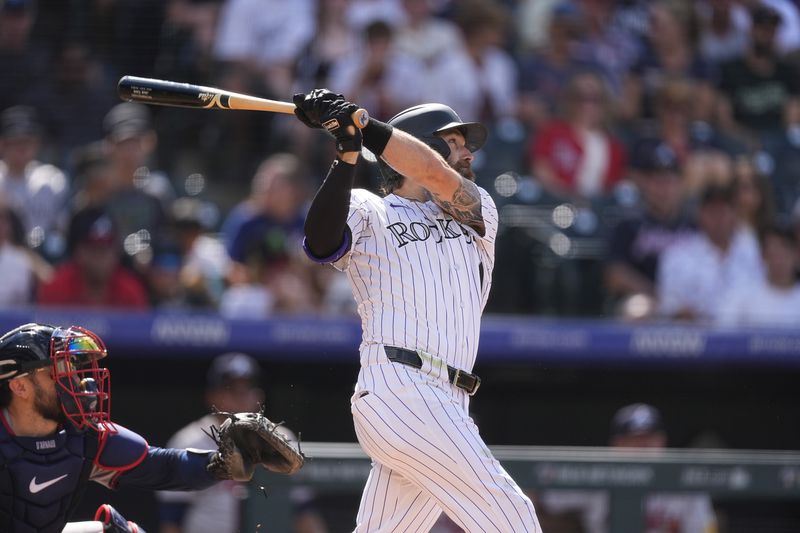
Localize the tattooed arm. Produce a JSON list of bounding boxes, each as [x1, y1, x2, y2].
[[379, 128, 486, 236]]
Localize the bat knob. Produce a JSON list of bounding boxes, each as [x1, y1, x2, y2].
[[352, 108, 370, 129]]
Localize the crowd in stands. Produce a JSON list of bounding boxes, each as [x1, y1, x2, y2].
[[1, 0, 799, 327]]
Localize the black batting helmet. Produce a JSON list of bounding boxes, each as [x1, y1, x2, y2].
[[0, 323, 56, 382], [378, 104, 487, 194], [388, 103, 487, 158]]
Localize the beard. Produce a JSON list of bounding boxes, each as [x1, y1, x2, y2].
[[31, 376, 67, 424], [452, 159, 476, 181]]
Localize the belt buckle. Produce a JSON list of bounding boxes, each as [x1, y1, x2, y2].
[[453, 369, 481, 396], [468, 375, 481, 396]]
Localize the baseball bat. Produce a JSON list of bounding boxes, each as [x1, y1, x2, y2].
[[117, 75, 370, 129]]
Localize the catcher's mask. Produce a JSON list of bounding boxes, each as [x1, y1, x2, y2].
[[50, 326, 113, 432]]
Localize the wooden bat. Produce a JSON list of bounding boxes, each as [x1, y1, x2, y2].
[[117, 75, 370, 129]]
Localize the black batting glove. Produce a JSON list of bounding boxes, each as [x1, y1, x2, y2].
[[321, 100, 363, 153], [292, 89, 344, 129]]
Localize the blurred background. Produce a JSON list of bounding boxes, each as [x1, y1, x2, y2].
[[1, 0, 800, 531]]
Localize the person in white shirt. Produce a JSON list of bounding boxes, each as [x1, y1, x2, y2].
[[427, 0, 517, 124], [0, 202, 32, 306], [716, 223, 800, 327], [213, 0, 315, 98], [657, 182, 764, 321], [0, 106, 68, 252]]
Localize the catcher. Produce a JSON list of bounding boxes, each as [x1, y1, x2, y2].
[[0, 322, 303, 533]]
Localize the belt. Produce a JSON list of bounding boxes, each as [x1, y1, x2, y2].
[[383, 346, 481, 395]]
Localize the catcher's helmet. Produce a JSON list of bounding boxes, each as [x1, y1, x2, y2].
[[0, 323, 56, 381], [387, 103, 487, 159], [0, 323, 113, 431]]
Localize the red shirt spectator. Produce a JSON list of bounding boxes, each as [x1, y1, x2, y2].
[[37, 207, 149, 310], [529, 71, 627, 200], [38, 261, 148, 309], [531, 119, 626, 197]]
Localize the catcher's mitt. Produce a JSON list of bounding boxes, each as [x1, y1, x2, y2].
[[207, 411, 305, 481]]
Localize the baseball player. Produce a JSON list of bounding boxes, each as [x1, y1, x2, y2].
[[0, 323, 300, 533], [295, 90, 542, 532]]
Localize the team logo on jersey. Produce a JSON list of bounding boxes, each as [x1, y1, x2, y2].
[[386, 218, 473, 248]]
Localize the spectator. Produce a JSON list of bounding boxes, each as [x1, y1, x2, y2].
[[517, 2, 597, 130], [220, 225, 317, 318], [102, 102, 173, 267], [717, 223, 800, 327], [605, 140, 694, 315], [294, 0, 357, 90], [573, 0, 641, 97], [657, 182, 764, 322], [37, 207, 149, 309], [0, 0, 47, 112], [697, 0, 752, 64], [25, 41, 115, 167], [328, 20, 425, 121], [169, 196, 230, 307], [221, 153, 307, 274], [633, 78, 732, 168], [0, 106, 69, 257], [515, 0, 563, 52], [213, 0, 314, 99], [395, 0, 462, 68], [760, 0, 800, 55], [537, 403, 718, 533], [0, 200, 34, 306], [717, 4, 800, 144], [427, 0, 517, 124], [529, 71, 627, 200], [619, 1, 716, 124], [157, 353, 331, 533], [70, 141, 115, 212], [731, 154, 776, 235]]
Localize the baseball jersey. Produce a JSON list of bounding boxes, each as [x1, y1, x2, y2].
[[330, 186, 498, 373]]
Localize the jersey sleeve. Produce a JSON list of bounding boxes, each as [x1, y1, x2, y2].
[[330, 189, 376, 272], [478, 186, 499, 244]]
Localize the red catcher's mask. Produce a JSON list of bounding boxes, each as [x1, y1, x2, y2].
[[50, 326, 113, 432]]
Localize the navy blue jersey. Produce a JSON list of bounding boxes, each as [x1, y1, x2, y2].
[[0, 411, 217, 532]]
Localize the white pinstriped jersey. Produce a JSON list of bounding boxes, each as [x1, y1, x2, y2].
[[332, 186, 498, 373]]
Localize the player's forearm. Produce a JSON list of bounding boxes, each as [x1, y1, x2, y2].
[[114, 447, 217, 491], [303, 158, 356, 260], [380, 128, 460, 195]]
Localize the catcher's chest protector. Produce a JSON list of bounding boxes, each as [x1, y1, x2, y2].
[[0, 416, 97, 533]]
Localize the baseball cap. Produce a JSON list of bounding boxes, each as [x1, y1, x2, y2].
[[610, 403, 663, 437], [206, 352, 261, 389], [67, 208, 118, 252], [103, 103, 152, 143], [1, 106, 41, 138], [630, 138, 680, 173], [751, 4, 781, 26]]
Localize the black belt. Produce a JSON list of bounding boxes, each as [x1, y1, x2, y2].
[[383, 346, 481, 395]]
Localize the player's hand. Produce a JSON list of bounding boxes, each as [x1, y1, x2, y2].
[[293, 89, 362, 153], [292, 89, 343, 129]]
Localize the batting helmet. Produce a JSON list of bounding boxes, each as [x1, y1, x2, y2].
[[378, 104, 487, 194], [388, 103, 487, 159]]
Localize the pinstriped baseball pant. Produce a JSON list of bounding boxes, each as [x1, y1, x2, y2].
[[350, 360, 542, 532]]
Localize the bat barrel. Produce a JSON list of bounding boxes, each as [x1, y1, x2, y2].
[[118, 76, 220, 109]]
